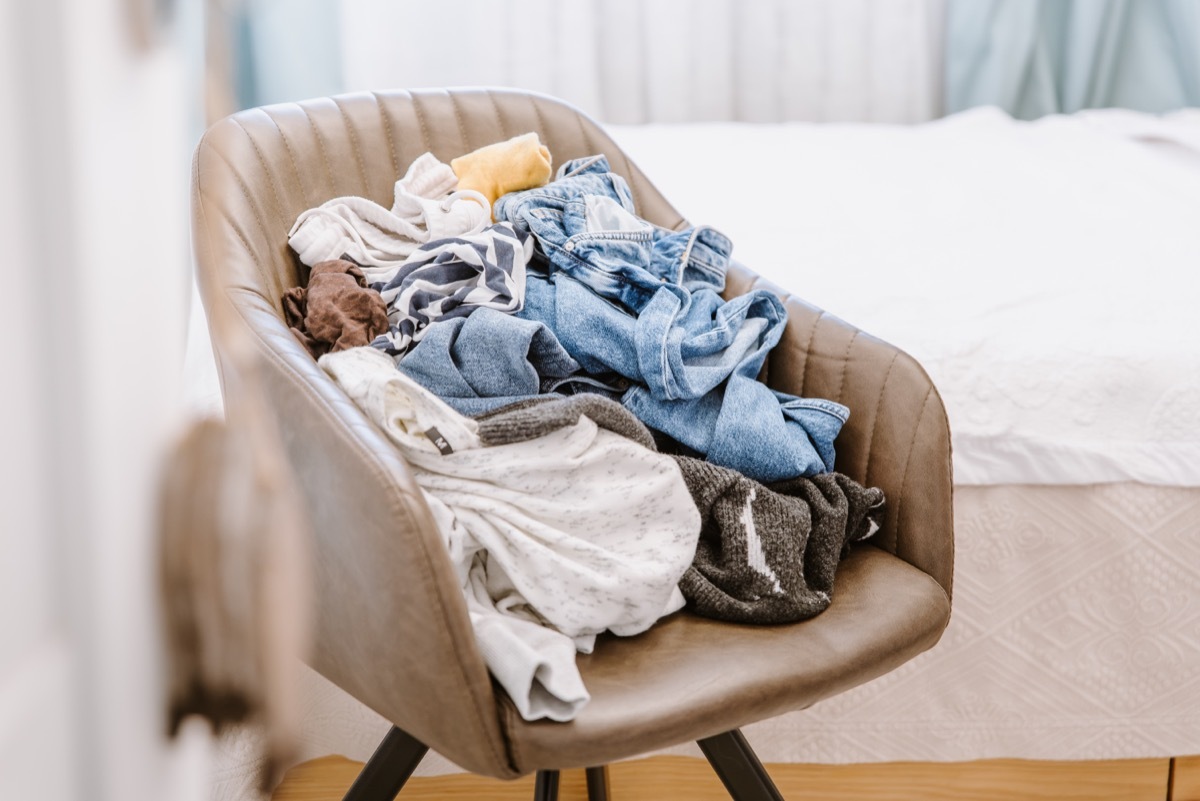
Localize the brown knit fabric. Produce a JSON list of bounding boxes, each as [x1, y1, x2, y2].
[[473, 393, 657, 450], [678, 461, 883, 624], [282, 259, 389, 358]]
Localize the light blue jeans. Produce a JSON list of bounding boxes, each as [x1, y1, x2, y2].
[[495, 156, 732, 308], [518, 268, 846, 482], [397, 307, 624, 416]]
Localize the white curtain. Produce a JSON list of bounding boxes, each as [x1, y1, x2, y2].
[[339, 0, 945, 123]]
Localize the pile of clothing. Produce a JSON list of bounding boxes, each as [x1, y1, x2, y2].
[[284, 133, 884, 722]]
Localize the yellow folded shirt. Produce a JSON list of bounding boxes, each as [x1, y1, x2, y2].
[[451, 132, 552, 219]]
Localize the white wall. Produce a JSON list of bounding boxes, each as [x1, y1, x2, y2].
[[0, 0, 208, 799], [0, 2, 75, 793]]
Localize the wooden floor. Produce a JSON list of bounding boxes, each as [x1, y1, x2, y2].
[[272, 753, 1195, 801]]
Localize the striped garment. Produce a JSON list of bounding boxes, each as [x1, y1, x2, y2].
[[368, 222, 532, 358]]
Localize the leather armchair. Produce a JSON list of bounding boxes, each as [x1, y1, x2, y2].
[[191, 88, 953, 801]]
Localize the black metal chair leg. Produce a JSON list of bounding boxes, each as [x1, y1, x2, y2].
[[533, 769, 560, 801], [341, 726, 430, 801], [585, 765, 610, 801], [697, 729, 785, 801]]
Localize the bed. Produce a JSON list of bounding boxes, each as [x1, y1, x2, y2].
[[204, 106, 1200, 797]]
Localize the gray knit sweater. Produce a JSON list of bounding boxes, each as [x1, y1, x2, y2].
[[474, 395, 883, 624]]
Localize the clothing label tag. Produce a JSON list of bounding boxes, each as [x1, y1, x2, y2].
[[423, 427, 454, 455]]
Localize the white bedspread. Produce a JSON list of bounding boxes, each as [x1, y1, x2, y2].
[[609, 108, 1200, 486]]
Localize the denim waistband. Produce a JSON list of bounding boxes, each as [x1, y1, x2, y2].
[[496, 155, 733, 310]]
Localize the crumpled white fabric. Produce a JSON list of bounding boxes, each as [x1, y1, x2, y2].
[[288, 152, 490, 279], [319, 346, 699, 721]]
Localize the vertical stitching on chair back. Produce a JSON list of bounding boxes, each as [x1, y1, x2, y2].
[[370, 91, 401, 179], [861, 353, 900, 492], [409, 90, 434, 156], [891, 386, 935, 560], [233, 116, 287, 231], [299, 104, 337, 192], [485, 89, 510, 140], [447, 91, 473, 153], [330, 96, 370, 195], [264, 109, 314, 209]]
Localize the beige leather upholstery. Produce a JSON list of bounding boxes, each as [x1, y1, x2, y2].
[[192, 88, 953, 779]]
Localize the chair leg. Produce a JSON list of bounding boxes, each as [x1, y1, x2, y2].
[[585, 765, 610, 801], [697, 729, 786, 801], [533, 769, 560, 801], [341, 726, 430, 801]]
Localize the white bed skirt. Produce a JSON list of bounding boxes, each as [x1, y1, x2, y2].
[[212, 482, 1200, 799]]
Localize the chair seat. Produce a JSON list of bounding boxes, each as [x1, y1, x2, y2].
[[499, 545, 951, 772]]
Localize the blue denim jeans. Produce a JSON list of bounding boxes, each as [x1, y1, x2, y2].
[[495, 156, 732, 308], [519, 269, 847, 482], [396, 307, 623, 416]]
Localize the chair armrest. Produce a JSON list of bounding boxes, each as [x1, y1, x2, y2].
[[215, 289, 519, 779], [725, 261, 954, 598]]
